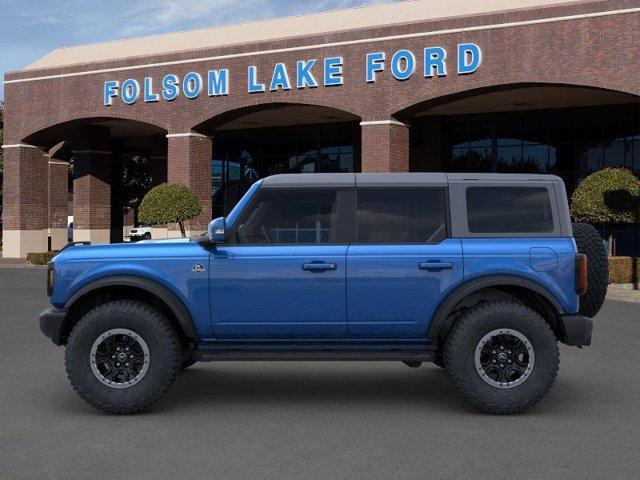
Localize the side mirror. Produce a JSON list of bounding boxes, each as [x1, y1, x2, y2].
[[208, 217, 226, 243]]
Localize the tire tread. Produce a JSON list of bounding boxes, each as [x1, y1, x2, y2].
[[572, 222, 608, 318], [65, 300, 181, 415], [444, 301, 559, 415]]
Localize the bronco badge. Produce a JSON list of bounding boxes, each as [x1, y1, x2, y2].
[[192, 262, 205, 275]]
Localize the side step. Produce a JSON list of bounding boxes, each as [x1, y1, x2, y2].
[[194, 349, 433, 362]]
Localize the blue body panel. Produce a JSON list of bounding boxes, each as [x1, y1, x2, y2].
[[48, 179, 581, 347], [209, 245, 348, 340], [50, 239, 214, 339], [461, 238, 579, 315], [346, 240, 464, 339]]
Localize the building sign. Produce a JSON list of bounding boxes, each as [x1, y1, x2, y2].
[[103, 43, 481, 106]]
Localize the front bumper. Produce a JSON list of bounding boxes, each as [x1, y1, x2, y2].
[[559, 314, 593, 346], [39, 308, 68, 346]]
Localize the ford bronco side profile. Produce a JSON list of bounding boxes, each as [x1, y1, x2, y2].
[[39, 173, 607, 414]]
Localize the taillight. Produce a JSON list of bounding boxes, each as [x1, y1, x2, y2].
[[575, 254, 588, 295]]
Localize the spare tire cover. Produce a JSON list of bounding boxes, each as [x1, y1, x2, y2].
[[572, 223, 608, 318]]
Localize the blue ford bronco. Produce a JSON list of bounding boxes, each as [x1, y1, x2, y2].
[[39, 173, 608, 414]]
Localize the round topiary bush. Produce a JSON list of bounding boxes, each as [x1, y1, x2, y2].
[[571, 168, 640, 224], [139, 183, 202, 237]]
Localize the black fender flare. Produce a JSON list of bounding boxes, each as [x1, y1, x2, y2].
[[64, 275, 197, 340], [426, 275, 564, 343]]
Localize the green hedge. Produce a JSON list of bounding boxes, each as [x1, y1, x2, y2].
[[26, 251, 58, 265], [571, 168, 640, 224], [609, 256, 640, 284]]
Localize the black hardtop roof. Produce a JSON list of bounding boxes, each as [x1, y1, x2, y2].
[[261, 172, 563, 188]]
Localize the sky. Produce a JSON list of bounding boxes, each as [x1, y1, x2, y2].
[[0, 0, 402, 100]]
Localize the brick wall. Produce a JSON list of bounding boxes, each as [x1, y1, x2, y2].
[[48, 161, 68, 229], [4, 0, 640, 147], [361, 123, 410, 172], [2, 146, 48, 230], [167, 134, 213, 231]]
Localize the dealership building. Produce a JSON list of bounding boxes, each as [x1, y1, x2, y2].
[[2, 0, 640, 257]]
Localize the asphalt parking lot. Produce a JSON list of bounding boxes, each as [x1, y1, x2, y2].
[[1, 268, 639, 480]]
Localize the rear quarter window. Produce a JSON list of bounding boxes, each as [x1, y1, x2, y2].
[[466, 187, 554, 234]]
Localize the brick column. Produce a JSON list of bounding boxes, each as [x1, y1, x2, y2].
[[2, 144, 49, 257], [48, 145, 69, 250], [109, 143, 124, 244], [166, 132, 212, 237], [71, 126, 112, 244], [73, 150, 112, 243], [150, 134, 169, 240], [360, 120, 410, 173]]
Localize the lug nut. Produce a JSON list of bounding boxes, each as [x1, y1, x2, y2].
[[116, 363, 120, 367]]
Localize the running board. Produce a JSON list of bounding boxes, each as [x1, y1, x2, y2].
[[194, 349, 433, 362]]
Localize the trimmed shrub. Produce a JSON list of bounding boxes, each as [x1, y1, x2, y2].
[[571, 168, 640, 224], [27, 251, 58, 265], [139, 183, 202, 237], [608, 256, 640, 284]]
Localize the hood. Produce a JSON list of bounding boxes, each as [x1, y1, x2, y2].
[[54, 237, 195, 262]]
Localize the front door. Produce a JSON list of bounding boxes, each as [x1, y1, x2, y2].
[[210, 188, 349, 340], [346, 188, 464, 340]]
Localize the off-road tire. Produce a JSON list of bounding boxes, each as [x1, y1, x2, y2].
[[444, 301, 559, 414], [572, 222, 608, 318], [65, 300, 181, 414]]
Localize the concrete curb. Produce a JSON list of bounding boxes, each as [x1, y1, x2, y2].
[[607, 287, 640, 303], [0, 264, 46, 269]]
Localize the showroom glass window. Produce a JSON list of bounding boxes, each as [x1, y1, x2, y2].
[[440, 105, 640, 196], [212, 123, 358, 218]]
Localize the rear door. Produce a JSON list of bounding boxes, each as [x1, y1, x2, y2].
[[346, 187, 464, 339]]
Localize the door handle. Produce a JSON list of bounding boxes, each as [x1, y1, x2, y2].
[[419, 261, 454, 271], [302, 262, 337, 272]]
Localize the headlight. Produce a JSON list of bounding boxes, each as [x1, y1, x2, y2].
[[46, 262, 55, 297]]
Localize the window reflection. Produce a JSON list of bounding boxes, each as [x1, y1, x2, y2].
[[212, 123, 357, 217], [443, 107, 640, 196]]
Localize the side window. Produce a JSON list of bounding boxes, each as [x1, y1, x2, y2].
[[235, 189, 338, 244], [356, 188, 447, 244], [466, 187, 554, 233]]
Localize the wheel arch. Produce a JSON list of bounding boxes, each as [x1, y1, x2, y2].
[[427, 275, 565, 346], [61, 276, 197, 345]]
